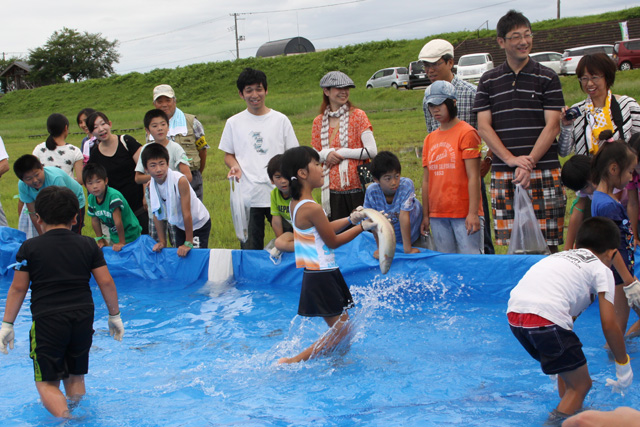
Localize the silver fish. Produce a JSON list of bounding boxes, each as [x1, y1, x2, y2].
[[361, 208, 396, 274]]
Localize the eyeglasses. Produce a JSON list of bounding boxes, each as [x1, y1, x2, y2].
[[422, 59, 445, 69], [578, 75, 603, 84], [503, 33, 533, 42]]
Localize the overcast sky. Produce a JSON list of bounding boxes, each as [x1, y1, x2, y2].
[[1, 0, 635, 74]]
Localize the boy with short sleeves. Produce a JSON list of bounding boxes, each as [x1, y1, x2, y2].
[[0, 186, 123, 418], [364, 151, 422, 256], [143, 143, 211, 256], [268, 154, 294, 254], [84, 163, 142, 251], [219, 68, 299, 250], [507, 217, 632, 422], [14, 154, 86, 235]]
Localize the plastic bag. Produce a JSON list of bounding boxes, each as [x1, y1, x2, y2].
[[229, 178, 250, 243], [507, 184, 550, 255]]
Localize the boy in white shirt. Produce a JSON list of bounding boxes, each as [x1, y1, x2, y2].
[[219, 68, 299, 250], [142, 144, 210, 257], [507, 216, 636, 422]]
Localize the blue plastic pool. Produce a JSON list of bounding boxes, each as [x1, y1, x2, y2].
[[0, 233, 639, 426]]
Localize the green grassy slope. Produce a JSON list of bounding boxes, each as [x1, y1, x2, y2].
[[1, 7, 639, 250]]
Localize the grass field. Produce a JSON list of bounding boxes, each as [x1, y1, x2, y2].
[[1, 7, 639, 251]]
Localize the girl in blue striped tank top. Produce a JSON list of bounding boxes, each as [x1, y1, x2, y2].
[[278, 146, 375, 364]]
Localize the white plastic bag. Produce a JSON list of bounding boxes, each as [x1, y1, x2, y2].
[[507, 184, 550, 255], [229, 178, 250, 243]]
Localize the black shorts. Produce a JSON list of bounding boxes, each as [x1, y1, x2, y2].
[[510, 323, 586, 375], [298, 269, 354, 318], [30, 308, 94, 382]]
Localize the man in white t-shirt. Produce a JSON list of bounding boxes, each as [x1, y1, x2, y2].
[[507, 217, 635, 422], [0, 136, 9, 227], [219, 68, 299, 249]]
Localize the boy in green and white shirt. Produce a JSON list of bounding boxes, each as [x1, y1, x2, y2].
[[84, 163, 142, 251]]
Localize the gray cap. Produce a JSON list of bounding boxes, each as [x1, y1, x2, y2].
[[424, 80, 457, 105], [319, 71, 355, 88], [153, 84, 175, 101], [418, 39, 454, 63]]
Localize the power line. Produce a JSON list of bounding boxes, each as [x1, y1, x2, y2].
[[236, 0, 366, 15], [120, 15, 228, 44]]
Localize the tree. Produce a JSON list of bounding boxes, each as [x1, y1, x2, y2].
[[28, 27, 120, 84]]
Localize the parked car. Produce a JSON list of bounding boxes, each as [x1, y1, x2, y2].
[[560, 44, 614, 75], [407, 61, 431, 90], [366, 67, 409, 89], [613, 38, 640, 71], [529, 51, 563, 74], [456, 53, 494, 83]]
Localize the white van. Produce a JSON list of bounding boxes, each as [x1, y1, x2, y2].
[[456, 53, 494, 84]]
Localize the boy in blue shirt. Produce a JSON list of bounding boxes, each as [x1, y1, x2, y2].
[[0, 186, 124, 418], [364, 151, 422, 257], [268, 154, 294, 254], [84, 163, 142, 252], [14, 155, 86, 235]]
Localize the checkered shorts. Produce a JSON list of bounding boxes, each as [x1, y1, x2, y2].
[[491, 168, 566, 246]]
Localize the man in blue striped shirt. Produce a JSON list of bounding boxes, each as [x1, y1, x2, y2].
[[473, 10, 566, 252]]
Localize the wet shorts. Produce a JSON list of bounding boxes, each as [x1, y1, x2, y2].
[[298, 268, 354, 318], [491, 168, 566, 246], [509, 320, 586, 375], [30, 308, 94, 382]]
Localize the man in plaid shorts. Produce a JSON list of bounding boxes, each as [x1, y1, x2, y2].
[[474, 10, 566, 252]]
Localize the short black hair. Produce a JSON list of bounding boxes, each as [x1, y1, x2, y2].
[[77, 108, 96, 125], [561, 155, 591, 191], [267, 154, 283, 180], [82, 162, 108, 184], [141, 143, 170, 168], [443, 98, 458, 119], [144, 109, 170, 130], [576, 53, 617, 90], [35, 186, 79, 226], [13, 154, 43, 180], [575, 216, 620, 254], [237, 68, 268, 92], [496, 10, 531, 38], [371, 151, 401, 180]]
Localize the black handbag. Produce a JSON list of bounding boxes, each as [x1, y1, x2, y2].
[[357, 147, 375, 190]]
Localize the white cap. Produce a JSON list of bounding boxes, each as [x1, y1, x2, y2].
[[418, 39, 454, 63], [153, 84, 175, 101]]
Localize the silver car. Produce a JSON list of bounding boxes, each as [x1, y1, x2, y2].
[[530, 52, 563, 74], [456, 53, 494, 84], [366, 67, 409, 89], [560, 44, 614, 75]]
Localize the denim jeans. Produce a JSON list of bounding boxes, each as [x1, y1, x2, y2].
[[430, 217, 484, 254]]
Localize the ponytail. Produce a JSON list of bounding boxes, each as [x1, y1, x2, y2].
[[281, 146, 320, 201], [45, 113, 69, 151], [591, 140, 635, 185]]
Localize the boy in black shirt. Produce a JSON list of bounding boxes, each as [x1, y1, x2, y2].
[[0, 186, 124, 418]]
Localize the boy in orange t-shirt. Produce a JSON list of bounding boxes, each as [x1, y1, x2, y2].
[[420, 80, 484, 254]]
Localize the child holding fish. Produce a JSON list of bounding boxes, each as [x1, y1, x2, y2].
[[277, 146, 376, 364]]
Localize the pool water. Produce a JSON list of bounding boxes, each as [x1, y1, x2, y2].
[[1, 270, 639, 426]]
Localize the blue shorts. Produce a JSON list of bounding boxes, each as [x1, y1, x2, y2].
[[30, 308, 94, 382], [510, 323, 586, 375]]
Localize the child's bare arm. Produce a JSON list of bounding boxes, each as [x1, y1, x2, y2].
[[565, 198, 586, 250], [271, 215, 284, 237], [91, 217, 107, 248], [177, 177, 193, 256], [464, 157, 481, 235], [134, 171, 150, 185], [399, 210, 419, 254], [92, 266, 120, 316], [612, 251, 636, 285], [153, 215, 166, 251], [27, 202, 43, 235], [599, 293, 628, 364], [112, 208, 126, 251], [420, 167, 430, 235], [2, 271, 30, 323], [179, 163, 193, 183], [308, 204, 364, 249]]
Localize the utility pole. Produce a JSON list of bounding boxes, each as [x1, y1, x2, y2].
[[230, 13, 245, 60], [557, 0, 560, 19]]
